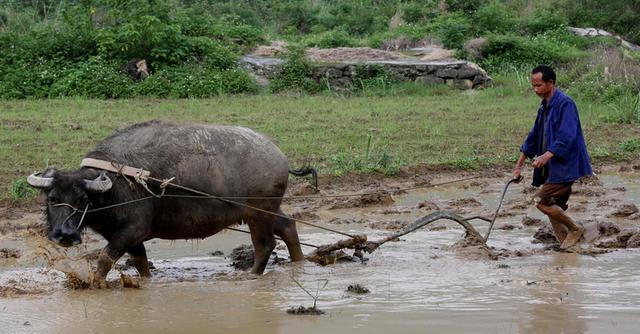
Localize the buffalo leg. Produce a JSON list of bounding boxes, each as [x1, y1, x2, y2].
[[94, 226, 149, 288], [272, 210, 304, 262], [127, 242, 151, 277], [246, 216, 276, 275]]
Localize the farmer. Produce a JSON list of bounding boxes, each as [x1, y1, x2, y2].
[[512, 65, 592, 249]]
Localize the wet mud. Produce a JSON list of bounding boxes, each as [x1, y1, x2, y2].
[[1, 163, 640, 332]]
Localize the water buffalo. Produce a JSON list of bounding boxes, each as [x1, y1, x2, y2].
[[28, 120, 305, 287]]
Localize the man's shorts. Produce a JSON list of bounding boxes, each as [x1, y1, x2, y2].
[[534, 182, 574, 211]]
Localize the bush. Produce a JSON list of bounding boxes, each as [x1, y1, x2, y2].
[[305, 29, 358, 48], [270, 45, 319, 93], [402, 2, 438, 24], [431, 13, 471, 49], [480, 33, 583, 71], [132, 64, 257, 98], [48, 56, 133, 98], [316, 2, 389, 36], [474, 0, 518, 34], [520, 6, 569, 35]]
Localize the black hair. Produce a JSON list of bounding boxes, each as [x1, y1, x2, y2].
[[531, 65, 556, 84]]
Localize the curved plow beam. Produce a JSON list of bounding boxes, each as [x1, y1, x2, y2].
[[306, 211, 492, 264]]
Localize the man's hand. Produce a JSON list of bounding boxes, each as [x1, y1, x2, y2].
[[532, 151, 554, 169], [512, 166, 523, 183]]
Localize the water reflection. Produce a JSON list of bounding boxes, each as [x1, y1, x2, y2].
[[518, 253, 586, 334]]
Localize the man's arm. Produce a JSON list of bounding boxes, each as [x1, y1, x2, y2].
[[512, 152, 527, 182]]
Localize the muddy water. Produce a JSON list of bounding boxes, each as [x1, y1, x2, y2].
[[1, 170, 639, 334]]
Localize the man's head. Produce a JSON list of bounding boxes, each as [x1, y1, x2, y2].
[[531, 65, 556, 100]]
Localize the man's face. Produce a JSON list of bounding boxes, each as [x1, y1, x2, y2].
[[531, 72, 554, 100]]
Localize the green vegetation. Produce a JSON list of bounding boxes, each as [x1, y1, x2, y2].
[[2, 79, 639, 201], [1, 0, 639, 99], [1, 1, 639, 203]]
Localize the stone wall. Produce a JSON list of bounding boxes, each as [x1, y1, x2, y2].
[[241, 56, 492, 89]]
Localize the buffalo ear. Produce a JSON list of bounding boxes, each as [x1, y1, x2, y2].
[[84, 173, 113, 193]]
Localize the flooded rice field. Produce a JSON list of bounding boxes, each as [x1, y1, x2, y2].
[[1, 165, 639, 334]]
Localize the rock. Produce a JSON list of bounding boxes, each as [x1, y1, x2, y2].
[[608, 203, 639, 217], [436, 67, 458, 78], [451, 79, 473, 89], [456, 64, 480, 79], [415, 75, 444, 85], [463, 37, 487, 60]]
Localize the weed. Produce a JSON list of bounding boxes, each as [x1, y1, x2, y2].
[[10, 177, 38, 200], [291, 276, 328, 310], [619, 138, 640, 153]]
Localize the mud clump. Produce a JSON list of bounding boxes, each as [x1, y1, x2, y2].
[[597, 221, 621, 236], [522, 216, 543, 226], [64, 273, 92, 290], [533, 225, 558, 244], [365, 220, 409, 231], [448, 197, 482, 208], [625, 234, 640, 248], [416, 200, 440, 211], [286, 306, 325, 315], [346, 283, 370, 294], [287, 182, 319, 196], [0, 248, 20, 258], [608, 203, 639, 217], [0, 285, 46, 297], [290, 210, 320, 222], [229, 244, 254, 270], [450, 229, 497, 260], [329, 190, 394, 209]]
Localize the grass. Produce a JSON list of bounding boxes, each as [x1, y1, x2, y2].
[[1, 77, 639, 202]]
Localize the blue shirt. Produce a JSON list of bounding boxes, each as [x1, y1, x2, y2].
[[520, 89, 592, 186]]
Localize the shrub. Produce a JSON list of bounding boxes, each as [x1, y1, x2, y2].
[[431, 13, 470, 49], [305, 29, 358, 48], [317, 2, 389, 36], [132, 64, 257, 98], [49, 56, 133, 98], [480, 33, 583, 71], [474, 0, 518, 34], [520, 6, 569, 35], [270, 45, 319, 93], [402, 2, 439, 24]]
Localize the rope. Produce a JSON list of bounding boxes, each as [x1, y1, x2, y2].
[[55, 172, 481, 241]]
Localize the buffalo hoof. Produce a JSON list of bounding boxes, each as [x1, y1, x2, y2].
[[92, 277, 109, 289]]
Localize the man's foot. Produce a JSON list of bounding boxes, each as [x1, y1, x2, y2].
[[560, 226, 584, 249]]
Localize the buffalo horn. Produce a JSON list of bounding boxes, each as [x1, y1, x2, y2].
[[27, 172, 53, 189], [84, 173, 113, 193]]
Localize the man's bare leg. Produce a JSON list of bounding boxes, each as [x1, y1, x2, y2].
[[537, 203, 583, 248]]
